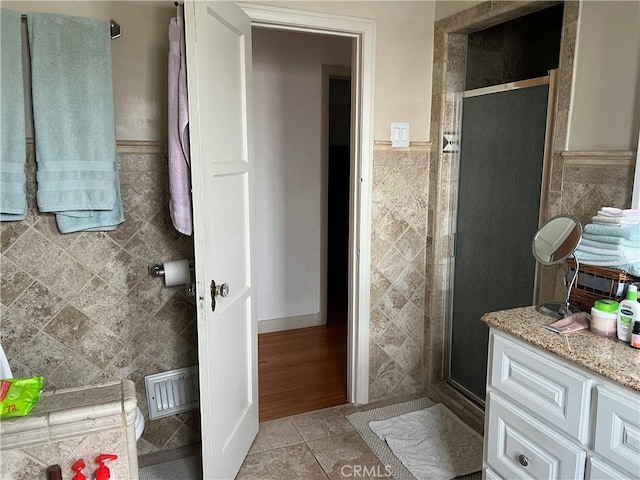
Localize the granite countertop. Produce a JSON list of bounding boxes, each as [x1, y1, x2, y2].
[[482, 306, 640, 393]]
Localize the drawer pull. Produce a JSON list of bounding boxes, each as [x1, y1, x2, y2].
[[518, 454, 530, 467]]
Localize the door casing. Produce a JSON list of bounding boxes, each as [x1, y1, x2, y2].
[[240, 3, 375, 405]]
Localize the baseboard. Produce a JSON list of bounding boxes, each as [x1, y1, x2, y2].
[[258, 312, 324, 334]]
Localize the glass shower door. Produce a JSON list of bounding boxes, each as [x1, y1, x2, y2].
[[448, 81, 550, 403]]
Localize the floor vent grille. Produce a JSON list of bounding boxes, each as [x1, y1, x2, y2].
[[144, 366, 199, 420]]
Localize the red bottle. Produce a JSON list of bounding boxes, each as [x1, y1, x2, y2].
[[95, 454, 118, 480], [71, 459, 87, 480]]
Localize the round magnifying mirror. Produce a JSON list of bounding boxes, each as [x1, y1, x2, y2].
[[532, 214, 582, 319], [532, 215, 582, 265]]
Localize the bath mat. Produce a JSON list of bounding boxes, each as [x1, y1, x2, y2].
[[138, 454, 202, 480], [346, 398, 483, 480]]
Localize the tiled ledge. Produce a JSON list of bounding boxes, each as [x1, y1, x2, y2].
[[0, 380, 139, 480], [560, 150, 636, 166], [1, 380, 137, 448], [24, 138, 166, 154], [373, 140, 431, 152]]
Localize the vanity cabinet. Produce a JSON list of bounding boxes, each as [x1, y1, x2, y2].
[[483, 329, 640, 480]]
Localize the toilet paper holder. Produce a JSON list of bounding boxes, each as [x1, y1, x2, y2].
[[148, 259, 194, 277], [148, 260, 195, 297]]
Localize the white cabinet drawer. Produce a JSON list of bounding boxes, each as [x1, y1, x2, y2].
[[593, 385, 640, 478], [483, 467, 503, 480], [587, 456, 634, 480], [486, 393, 586, 480], [489, 333, 592, 442]]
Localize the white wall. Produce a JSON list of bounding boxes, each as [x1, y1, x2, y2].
[[258, 1, 436, 142], [253, 28, 351, 323], [569, 1, 640, 150]]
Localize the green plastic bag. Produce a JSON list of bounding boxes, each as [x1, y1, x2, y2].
[[0, 377, 45, 418]]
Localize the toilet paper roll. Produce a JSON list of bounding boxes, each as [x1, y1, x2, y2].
[[163, 259, 191, 287]]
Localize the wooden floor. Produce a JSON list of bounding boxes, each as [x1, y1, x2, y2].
[[258, 322, 347, 422]]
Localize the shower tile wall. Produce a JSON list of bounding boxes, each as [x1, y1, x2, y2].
[[550, 152, 635, 224], [368, 143, 430, 402], [0, 145, 198, 454]]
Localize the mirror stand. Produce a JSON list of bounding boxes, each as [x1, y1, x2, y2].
[[536, 254, 580, 319], [535, 302, 565, 319]]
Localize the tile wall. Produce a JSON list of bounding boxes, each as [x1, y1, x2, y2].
[[538, 150, 636, 303], [1, 140, 432, 451], [0, 145, 199, 454], [368, 142, 430, 402], [549, 151, 636, 224]]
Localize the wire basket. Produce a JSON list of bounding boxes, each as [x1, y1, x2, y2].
[[567, 260, 640, 312]]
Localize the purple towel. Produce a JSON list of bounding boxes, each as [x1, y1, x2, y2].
[[168, 16, 192, 235]]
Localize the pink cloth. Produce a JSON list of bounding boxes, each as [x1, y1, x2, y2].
[[168, 17, 192, 235]]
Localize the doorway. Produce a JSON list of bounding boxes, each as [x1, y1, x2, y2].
[[241, 3, 375, 412], [252, 28, 352, 421]]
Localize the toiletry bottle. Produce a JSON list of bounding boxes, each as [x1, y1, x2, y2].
[[617, 285, 639, 342], [47, 465, 62, 480], [95, 453, 118, 480], [631, 321, 640, 349], [71, 459, 87, 480]]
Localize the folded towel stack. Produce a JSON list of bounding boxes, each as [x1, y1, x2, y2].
[[592, 207, 640, 226], [575, 219, 640, 276]]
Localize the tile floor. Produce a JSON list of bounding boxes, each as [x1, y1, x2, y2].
[[239, 405, 373, 479], [140, 393, 483, 479], [237, 395, 423, 480]]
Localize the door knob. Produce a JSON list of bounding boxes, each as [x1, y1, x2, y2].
[[518, 454, 529, 467], [210, 280, 229, 312]]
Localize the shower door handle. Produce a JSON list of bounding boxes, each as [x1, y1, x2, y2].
[[210, 279, 229, 312]]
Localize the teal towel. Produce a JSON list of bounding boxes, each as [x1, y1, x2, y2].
[[579, 238, 636, 252], [1, 9, 27, 221], [575, 249, 640, 263], [574, 258, 640, 277], [28, 13, 123, 231], [583, 223, 640, 242], [55, 156, 123, 233], [577, 242, 640, 256], [582, 233, 637, 247]]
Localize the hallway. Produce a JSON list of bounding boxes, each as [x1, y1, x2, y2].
[[258, 322, 347, 422]]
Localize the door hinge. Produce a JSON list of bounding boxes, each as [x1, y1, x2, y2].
[[449, 233, 457, 258]]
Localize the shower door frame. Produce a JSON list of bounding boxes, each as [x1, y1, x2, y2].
[[443, 72, 557, 406]]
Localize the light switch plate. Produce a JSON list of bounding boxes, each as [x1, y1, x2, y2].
[[391, 122, 410, 147]]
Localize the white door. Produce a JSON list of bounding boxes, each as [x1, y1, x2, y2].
[[184, 1, 257, 479]]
